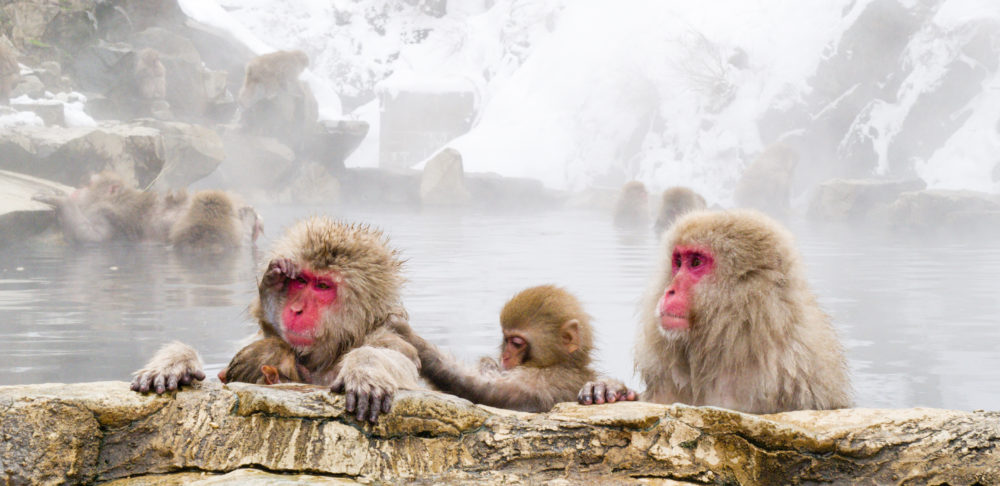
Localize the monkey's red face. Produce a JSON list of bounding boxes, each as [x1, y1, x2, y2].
[[281, 269, 339, 348], [501, 332, 528, 370], [658, 245, 714, 333]]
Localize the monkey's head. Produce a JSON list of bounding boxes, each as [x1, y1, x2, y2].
[[264, 217, 404, 351], [218, 338, 308, 385], [621, 181, 648, 202], [498, 285, 594, 370], [654, 209, 801, 339], [73, 171, 129, 205]]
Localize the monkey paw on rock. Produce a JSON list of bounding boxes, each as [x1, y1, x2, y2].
[[331, 364, 399, 424], [130, 341, 206, 394], [578, 378, 638, 405]]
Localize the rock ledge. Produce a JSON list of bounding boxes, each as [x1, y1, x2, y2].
[[0, 382, 997, 485]]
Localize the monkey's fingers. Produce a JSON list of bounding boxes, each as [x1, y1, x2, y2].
[[130, 373, 151, 393], [381, 394, 393, 414], [343, 389, 356, 413], [367, 392, 386, 423], [592, 382, 608, 404], [355, 391, 370, 422], [577, 383, 596, 405], [153, 374, 167, 394]]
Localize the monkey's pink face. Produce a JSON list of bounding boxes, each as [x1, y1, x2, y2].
[[281, 269, 339, 348], [501, 332, 528, 370], [657, 245, 714, 333]]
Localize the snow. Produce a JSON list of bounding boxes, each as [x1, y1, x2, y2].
[[181, 0, 1000, 197], [0, 110, 43, 128]]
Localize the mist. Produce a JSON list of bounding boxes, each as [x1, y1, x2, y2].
[[0, 0, 999, 411]]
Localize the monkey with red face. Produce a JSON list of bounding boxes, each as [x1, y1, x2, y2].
[[132, 217, 420, 423], [579, 209, 851, 413]]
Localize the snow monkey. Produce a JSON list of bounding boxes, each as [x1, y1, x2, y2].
[[131, 217, 421, 423], [579, 209, 852, 413], [33, 171, 261, 250], [653, 186, 707, 235], [218, 336, 307, 385], [613, 180, 650, 229], [134, 48, 166, 101], [733, 143, 799, 217], [391, 285, 616, 413], [238, 49, 310, 107]]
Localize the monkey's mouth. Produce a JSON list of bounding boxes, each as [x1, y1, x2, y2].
[[659, 313, 690, 332], [284, 330, 315, 347]]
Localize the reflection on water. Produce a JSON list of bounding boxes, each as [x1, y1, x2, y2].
[[1, 206, 999, 411]]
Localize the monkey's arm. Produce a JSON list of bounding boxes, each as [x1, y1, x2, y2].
[[577, 377, 639, 405], [130, 341, 206, 394], [390, 321, 566, 412], [329, 326, 421, 423], [33, 193, 114, 243]]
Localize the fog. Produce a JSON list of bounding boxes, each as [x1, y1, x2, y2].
[[1, 0, 999, 411]]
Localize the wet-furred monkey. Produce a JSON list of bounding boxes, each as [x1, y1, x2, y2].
[[613, 181, 650, 229], [653, 186, 707, 235], [579, 209, 851, 413], [218, 336, 307, 385], [392, 285, 624, 413], [131, 217, 421, 423]]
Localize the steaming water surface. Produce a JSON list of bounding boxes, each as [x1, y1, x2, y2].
[[1, 205, 999, 411]]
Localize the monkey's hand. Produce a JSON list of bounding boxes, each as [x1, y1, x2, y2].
[[331, 346, 419, 423], [261, 258, 298, 289], [577, 378, 638, 405], [32, 190, 67, 207], [130, 341, 206, 394], [477, 356, 502, 376]]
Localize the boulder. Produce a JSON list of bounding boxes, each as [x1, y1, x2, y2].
[[0, 124, 164, 188], [134, 119, 225, 189], [889, 189, 1000, 234], [10, 74, 45, 99], [10, 100, 65, 126], [219, 132, 297, 191], [302, 119, 370, 173], [420, 148, 471, 206], [0, 170, 73, 246], [1, 381, 998, 485], [807, 177, 927, 223]]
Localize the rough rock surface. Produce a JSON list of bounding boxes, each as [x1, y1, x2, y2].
[[420, 147, 472, 206], [0, 170, 73, 246], [807, 178, 927, 223], [1, 382, 998, 485]]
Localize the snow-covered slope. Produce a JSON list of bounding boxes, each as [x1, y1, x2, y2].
[[181, 0, 1000, 202]]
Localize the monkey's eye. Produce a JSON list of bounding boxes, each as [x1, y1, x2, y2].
[[295, 276, 308, 285], [673, 253, 682, 268], [508, 336, 527, 349], [691, 255, 703, 268], [316, 281, 331, 290]]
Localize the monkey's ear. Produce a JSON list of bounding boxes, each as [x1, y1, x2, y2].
[[560, 319, 581, 354], [261, 365, 281, 385]]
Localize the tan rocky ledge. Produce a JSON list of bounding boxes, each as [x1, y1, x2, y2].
[[1, 381, 998, 485]]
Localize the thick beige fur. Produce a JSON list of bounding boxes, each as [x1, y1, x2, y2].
[[636, 209, 851, 413]]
